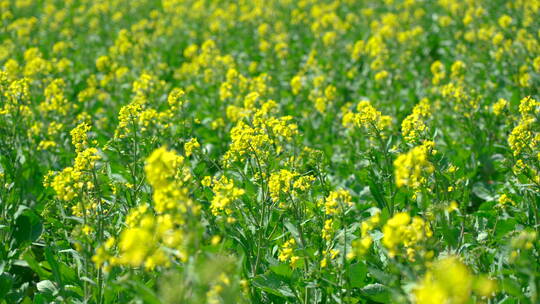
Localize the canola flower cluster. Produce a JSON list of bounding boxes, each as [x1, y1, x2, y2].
[[394, 141, 436, 190], [382, 212, 433, 260], [269, 169, 316, 208], [342, 100, 392, 137], [223, 99, 299, 166], [349, 211, 380, 258], [203, 175, 245, 220], [508, 97, 539, 159], [278, 238, 300, 268], [44, 123, 100, 212], [93, 146, 198, 271], [414, 257, 496, 304], [401, 98, 431, 143]]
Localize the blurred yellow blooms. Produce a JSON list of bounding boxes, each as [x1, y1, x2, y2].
[[492, 98, 508, 116], [414, 256, 496, 304]]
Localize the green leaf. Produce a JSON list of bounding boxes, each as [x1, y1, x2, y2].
[[128, 281, 161, 304], [36, 280, 57, 294], [495, 219, 517, 240], [359, 283, 392, 303], [440, 218, 459, 247], [0, 273, 13, 299], [367, 267, 393, 285], [500, 278, 523, 298], [368, 178, 387, 210], [478, 201, 497, 211], [348, 262, 367, 288], [252, 273, 295, 298], [44, 247, 62, 287], [283, 220, 300, 242], [269, 263, 293, 280], [472, 183, 496, 202], [64, 285, 84, 298], [22, 251, 50, 280], [13, 211, 43, 247]]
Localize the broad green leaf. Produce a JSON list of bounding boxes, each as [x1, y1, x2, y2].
[[13, 211, 43, 247], [36, 280, 57, 294], [359, 283, 392, 303], [252, 273, 295, 298], [348, 262, 368, 288]]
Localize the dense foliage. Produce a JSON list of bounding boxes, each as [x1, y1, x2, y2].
[[0, 0, 539, 303]]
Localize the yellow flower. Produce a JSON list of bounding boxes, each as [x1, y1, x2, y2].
[[45, 144, 100, 204], [382, 212, 432, 259], [492, 98, 508, 116], [438, 16, 452, 27], [430, 61, 445, 85], [323, 189, 353, 215], [167, 88, 186, 108], [145, 147, 184, 188], [183, 44, 198, 58], [401, 98, 431, 142], [278, 238, 299, 267], [518, 96, 539, 118], [508, 119, 535, 157], [95, 55, 111, 72], [498, 15, 512, 28], [533, 57, 540, 73], [343, 100, 392, 134], [211, 235, 221, 245], [322, 31, 336, 46], [268, 169, 315, 206], [394, 141, 435, 189], [40, 79, 71, 116], [117, 226, 156, 267], [132, 72, 161, 97], [184, 138, 200, 157], [290, 74, 302, 95], [5, 78, 30, 104], [446, 201, 459, 212], [322, 219, 335, 241], [224, 102, 297, 165], [450, 60, 466, 79], [349, 235, 373, 258], [37, 140, 57, 151], [374, 70, 389, 82], [269, 169, 298, 203], [95, 146, 197, 270], [208, 176, 244, 216], [497, 194, 515, 208], [82, 225, 93, 235], [321, 249, 340, 268], [414, 257, 473, 304]]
